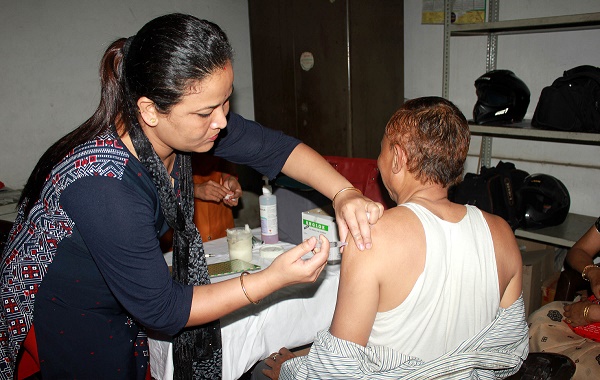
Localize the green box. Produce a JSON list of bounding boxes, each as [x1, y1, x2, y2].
[[301, 207, 341, 264]]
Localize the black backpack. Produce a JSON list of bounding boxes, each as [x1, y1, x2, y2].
[[532, 65, 600, 133], [448, 161, 529, 230]]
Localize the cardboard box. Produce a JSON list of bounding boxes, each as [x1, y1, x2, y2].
[[516, 238, 549, 253], [521, 247, 559, 317], [541, 272, 560, 306], [301, 207, 341, 263]]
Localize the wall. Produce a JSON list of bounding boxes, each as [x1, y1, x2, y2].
[[0, 0, 253, 189], [405, 0, 600, 218]]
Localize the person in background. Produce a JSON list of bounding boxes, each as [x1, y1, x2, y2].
[[0, 13, 384, 380], [160, 153, 243, 253], [159, 153, 240, 253], [563, 218, 600, 318], [255, 97, 528, 379], [527, 217, 600, 379], [192, 153, 241, 242]]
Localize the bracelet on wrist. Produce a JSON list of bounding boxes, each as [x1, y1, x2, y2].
[[583, 304, 592, 324], [332, 187, 362, 209], [582, 264, 599, 282], [240, 271, 261, 304]]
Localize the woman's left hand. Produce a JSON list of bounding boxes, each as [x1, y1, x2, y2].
[[334, 191, 384, 251], [563, 299, 593, 327], [221, 175, 242, 206], [262, 347, 296, 380]]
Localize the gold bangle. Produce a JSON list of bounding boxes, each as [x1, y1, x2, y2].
[[582, 264, 599, 282], [583, 304, 592, 324], [240, 271, 260, 304], [332, 187, 362, 209]]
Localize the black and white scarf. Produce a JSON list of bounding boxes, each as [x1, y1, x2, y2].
[[129, 120, 222, 380]]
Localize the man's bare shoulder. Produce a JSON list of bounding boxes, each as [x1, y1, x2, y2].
[[480, 210, 516, 239], [478, 209, 523, 305], [480, 210, 522, 264], [371, 205, 419, 233], [367, 206, 424, 257]]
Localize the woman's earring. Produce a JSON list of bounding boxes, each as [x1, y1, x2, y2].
[[150, 118, 157, 125]]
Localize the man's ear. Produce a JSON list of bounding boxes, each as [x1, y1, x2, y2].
[[391, 144, 405, 174], [137, 97, 159, 126]]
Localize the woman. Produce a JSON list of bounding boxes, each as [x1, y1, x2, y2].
[[563, 218, 600, 322], [259, 97, 528, 379], [528, 218, 600, 379], [0, 13, 383, 380]]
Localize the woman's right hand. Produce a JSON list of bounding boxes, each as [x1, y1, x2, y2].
[[563, 299, 599, 327], [264, 236, 329, 288], [186, 236, 328, 327]]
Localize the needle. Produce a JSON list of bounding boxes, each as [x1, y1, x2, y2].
[[315, 241, 348, 249]]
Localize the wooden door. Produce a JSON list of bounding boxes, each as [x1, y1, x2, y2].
[[248, 0, 403, 158]]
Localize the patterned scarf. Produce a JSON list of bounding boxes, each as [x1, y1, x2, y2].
[[128, 120, 222, 379]]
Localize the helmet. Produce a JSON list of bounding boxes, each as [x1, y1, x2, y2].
[[519, 174, 570, 229], [473, 70, 530, 125]]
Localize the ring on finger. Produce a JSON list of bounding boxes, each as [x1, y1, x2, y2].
[[271, 354, 278, 360]]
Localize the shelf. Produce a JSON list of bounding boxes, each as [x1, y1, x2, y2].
[[443, 3, 598, 249], [450, 12, 600, 36], [515, 213, 596, 248], [469, 121, 600, 144]]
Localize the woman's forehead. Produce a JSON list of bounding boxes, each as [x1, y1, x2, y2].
[[185, 63, 234, 94]]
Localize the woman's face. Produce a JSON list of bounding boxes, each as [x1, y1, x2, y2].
[[148, 61, 234, 156]]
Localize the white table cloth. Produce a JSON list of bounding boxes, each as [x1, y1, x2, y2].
[[149, 231, 340, 380]]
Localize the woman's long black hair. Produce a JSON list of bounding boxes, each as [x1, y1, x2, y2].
[[19, 13, 233, 215]]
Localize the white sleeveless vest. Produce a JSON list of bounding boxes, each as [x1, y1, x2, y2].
[[368, 203, 500, 361]]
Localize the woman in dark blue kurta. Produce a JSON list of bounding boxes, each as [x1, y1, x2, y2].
[[0, 14, 383, 380], [9, 114, 293, 378]]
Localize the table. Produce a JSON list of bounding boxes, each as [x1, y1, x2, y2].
[[148, 230, 340, 380]]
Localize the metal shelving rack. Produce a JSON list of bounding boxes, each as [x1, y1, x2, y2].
[[442, 1, 600, 247]]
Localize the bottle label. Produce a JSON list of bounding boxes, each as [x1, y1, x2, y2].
[[259, 204, 278, 236]]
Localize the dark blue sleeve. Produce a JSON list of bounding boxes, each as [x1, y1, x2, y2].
[[60, 176, 193, 336], [213, 112, 302, 179]]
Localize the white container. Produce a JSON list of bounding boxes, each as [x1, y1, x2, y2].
[[259, 176, 279, 244], [226, 225, 253, 262], [301, 207, 341, 264], [259, 244, 285, 260]]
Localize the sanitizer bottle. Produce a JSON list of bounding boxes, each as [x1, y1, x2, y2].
[[259, 176, 279, 244]]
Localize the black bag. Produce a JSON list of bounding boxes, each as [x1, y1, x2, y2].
[[448, 161, 529, 230], [532, 65, 600, 133]]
